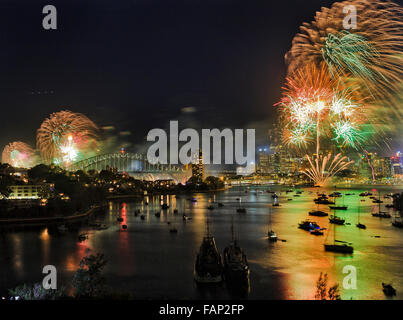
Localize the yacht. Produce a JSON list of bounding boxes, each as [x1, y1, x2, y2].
[[329, 215, 345, 225], [309, 210, 328, 217], [356, 203, 366, 229], [298, 220, 320, 231], [324, 221, 353, 254], [268, 230, 278, 241], [267, 207, 277, 241]]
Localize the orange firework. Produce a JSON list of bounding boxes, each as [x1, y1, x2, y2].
[[37, 110, 99, 165], [1, 142, 37, 168], [285, 0, 403, 118]]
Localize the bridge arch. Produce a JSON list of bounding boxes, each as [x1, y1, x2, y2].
[[69, 152, 191, 183]]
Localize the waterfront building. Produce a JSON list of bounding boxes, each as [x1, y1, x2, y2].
[[7, 185, 42, 200]]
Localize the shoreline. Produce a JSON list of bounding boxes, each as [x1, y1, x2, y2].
[[0, 204, 104, 227]]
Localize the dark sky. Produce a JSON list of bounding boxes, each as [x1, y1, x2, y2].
[[0, 0, 360, 151]]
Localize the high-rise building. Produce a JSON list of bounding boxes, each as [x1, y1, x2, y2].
[[257, 148, 269, 173], [391, 152, 403, 176], [381, 157, 392, 178], [191, 149, 205, 182]]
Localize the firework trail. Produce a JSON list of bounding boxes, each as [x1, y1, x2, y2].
[[37, 110, 99, 166], [285, 0, 403, 118], [1, 142, 37, 168]]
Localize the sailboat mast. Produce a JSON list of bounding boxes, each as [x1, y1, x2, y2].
[[333, 218, 335, 244], [378, 191, 381, 213]]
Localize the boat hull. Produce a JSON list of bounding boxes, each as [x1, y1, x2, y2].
[[324, 244, 353, 254], [194, 271, 223, 284]]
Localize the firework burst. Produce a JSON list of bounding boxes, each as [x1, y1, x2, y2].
[[37, 110, 99, 166], [277, 63, 371, 151], [285, 0, 403, 118], [1, 142, 37, 168], [276, 63, 378, 186]]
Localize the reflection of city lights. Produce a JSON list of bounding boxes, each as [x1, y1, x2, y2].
[[40, 228, 50, 241]]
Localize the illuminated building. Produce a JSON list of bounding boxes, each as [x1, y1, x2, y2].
[[381, 157, 392, 178], [191, 149, 205, 182], [7, 185, 42, 200], [257, 148, 269, 173], [391, 152, 402, 176]]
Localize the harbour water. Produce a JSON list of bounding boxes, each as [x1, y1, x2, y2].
[[1, 185, 402, 300]]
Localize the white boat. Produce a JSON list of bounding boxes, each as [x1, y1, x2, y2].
[[268, 230, 278, 242]]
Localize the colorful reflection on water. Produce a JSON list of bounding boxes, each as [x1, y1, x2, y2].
[[0, 185, 402, 300]]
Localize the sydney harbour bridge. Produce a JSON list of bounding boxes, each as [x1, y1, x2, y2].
[[69, 152, 191, 184]]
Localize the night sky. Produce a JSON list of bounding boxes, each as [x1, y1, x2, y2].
[[1, 0, 394, 152]]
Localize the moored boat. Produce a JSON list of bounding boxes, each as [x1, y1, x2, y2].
[[372, 212, 391, 218], [382, 283, 396, 296], [223, 224, 250, 290], [310, 229, 324, 236], [329, 215, 345, 225], [324, 243, 353, 254], [267, 207, 277, 241], [309, 210, 328, 217], [356, 202, 366, 229], [324, 216, 353, 254], [268, 230, 278, 241], [194, 224, 223, 284], [298, 220, 320, 231], [329, 205, 348, 210]]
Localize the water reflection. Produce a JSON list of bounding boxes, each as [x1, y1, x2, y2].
[[0, 186, 402, 300]]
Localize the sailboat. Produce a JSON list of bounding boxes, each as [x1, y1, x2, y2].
[[309, 202, 328, 217], [194, 219, 223, 283], [329, 191, 347, 210], [223, 219, 250, 290], [329, 215, 345, 225], [272, 197, 281, 207], [329, 203, 345, 225], [356, 200, 366, 229], [392, 211, 403, 228], [372, 192, 391, 218], [324, 213, 353, 254], [267, 207, 277, 241], [236, 198, 246, 213]]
